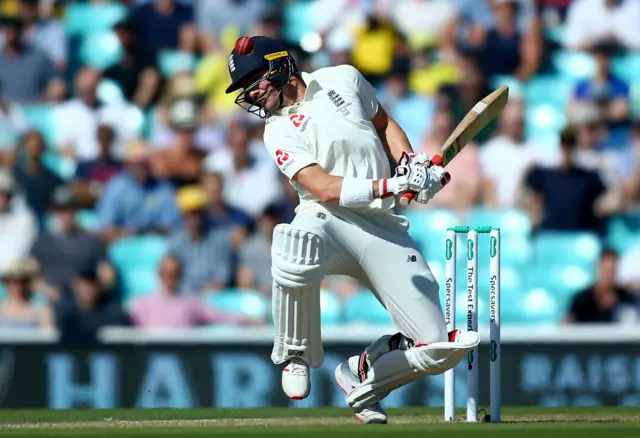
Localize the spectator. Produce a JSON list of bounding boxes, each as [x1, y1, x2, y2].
[[195, 0, 268, 52], [0, 258, 52, 329], [440, 0, 541, 102], [152, 92, 226, 154], [563, 0, 640, 51], [568, 108, 625, 213], [128, 254, 248, 329], [377, 59, 436, 147], [71, 124, 123, 208], [131, 0, 196, 55], [522, 126, 609, 235], [201, 170, 252, 249], [167, 185, 232, 293], [480, 99, 541, 208], [56, 68, 139, 161], [565, 249, 638, 323], [236, 203, 284, 295], [0, 170, 36, 275], [0, 82, 29, 158], [417, 109, 480, 213], [389, 0, 457, 49], [570, 42, 630, 147], [351, 13, 401, 85], [617, 240, 640, 293], [151, 98, 206, 186], [204, 115, 284, 218], [30, 186, 113, 303], [314, 0, 368, 55], [0, 15, 63, 102], [103, 18, 160, 110], [97, 141, 181, 242], [623, 121, 640, 206], [16, 0, 67, 71], [12, 129, 62, 226], [55, 263, 130, 344]]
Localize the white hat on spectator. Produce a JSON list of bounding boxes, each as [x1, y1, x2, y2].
[[0, 170, 15, 194], [169, 98, 199, 130]]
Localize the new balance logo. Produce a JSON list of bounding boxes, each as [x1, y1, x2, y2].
[[406, 255, 417, 262]]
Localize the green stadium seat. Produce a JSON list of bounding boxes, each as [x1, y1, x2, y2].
[[76, 210, 100, 231], [525, 102, 566, 144], [282, 0, 316, 45], [97, 79, 126, 105], [80, 32, 123, 70], [552, 51, 596, 81], [490, 75, 524, 98], [108, 236, 168, 271], [65, 3, 128, 36], [46, 209, 100, 232], [121, 268, 158, 301], [611, 54, 640, 83], [606, 213, 640, 253], [158, 51, 198, 78], [206, 289, 268, 321], [465, 208, 531, 235], [320, 289, 343, 326], [507, 288, 564, 325], [344, 290, 391, 326], [21, 105, 59, 145], [524, 76, 574, 106], [528, 265, 594, 303], [42, 152, 76, 180], [0, 284, 4, 301], [404, 209, 462, 259], [533, 232, 601, 268]]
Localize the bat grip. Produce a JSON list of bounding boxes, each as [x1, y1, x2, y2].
[[398, 154, 443, 206]]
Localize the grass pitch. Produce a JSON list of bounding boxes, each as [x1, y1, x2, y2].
[[0, 407, 638, 437]]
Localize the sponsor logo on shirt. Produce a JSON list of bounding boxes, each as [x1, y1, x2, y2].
[[327, 90, 351, 116], [275, 149, 294, 172], [275, 149, 289, 166], [289, 114, 310, 132]]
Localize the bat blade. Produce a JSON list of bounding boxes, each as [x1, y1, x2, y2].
[[399, 86, 509, 206], [434, 85, 509, 167]]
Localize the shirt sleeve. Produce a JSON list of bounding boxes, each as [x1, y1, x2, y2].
[[210, 230, 231, 284], [263, 123, 317, 179], [524, 166, 544, 193], [562, 2, 587, 49], [343, 64, 379, 120], [96, 178, 122, 228]]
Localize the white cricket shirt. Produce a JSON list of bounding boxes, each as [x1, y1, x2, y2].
[[263, 65, 405, 226]]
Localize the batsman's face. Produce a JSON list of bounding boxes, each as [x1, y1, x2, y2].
[[242, 70, 280, 111]]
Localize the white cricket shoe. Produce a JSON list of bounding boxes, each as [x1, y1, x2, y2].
[[282, 358, 311, 400], [335, 360, 388, 424]]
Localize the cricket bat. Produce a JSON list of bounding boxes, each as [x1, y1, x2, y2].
[[399, 85, 510, 206]]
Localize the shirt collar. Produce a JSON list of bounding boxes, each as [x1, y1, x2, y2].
[[273, 71, 322, 116]]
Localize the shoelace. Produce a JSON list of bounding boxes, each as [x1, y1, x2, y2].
[[289, 361, 307, 376]]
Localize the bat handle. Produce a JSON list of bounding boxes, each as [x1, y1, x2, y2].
[[399, 192, 414, 206]]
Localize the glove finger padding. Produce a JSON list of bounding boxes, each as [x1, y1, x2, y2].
[[415, 165, 451, 204]]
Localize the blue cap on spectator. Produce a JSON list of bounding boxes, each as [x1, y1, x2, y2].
[[76, 263, 99, 281]]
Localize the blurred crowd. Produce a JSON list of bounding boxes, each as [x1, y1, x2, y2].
[[0, 0, 639, 343]]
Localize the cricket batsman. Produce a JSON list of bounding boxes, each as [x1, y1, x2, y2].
[[225, 36, 480, 424]]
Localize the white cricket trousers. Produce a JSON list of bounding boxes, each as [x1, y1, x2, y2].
[[290, 203, 447, 345]]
